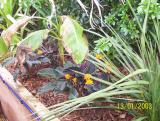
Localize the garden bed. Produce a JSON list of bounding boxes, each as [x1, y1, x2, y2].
[[3, 63, 134, 121]]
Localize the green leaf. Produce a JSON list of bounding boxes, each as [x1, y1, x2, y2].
[[22, 29, 49, 50], [94, 37, 112, 53], [68, 88, 79, 99], [0, 37, 8, 57], [60, 17, 88, 64], [56, 80, 67, 91], [38, 80, 67, 94], [38, 68, 64, 79], [63, 61, 76, 69]]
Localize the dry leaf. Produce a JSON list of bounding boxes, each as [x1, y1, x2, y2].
[[1, 17, 33, 46], [13, 45, 33, 73], [13, 29, 49, 73]]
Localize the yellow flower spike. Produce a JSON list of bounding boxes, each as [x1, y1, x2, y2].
[[85, 79, 94, 85], [96, 54, 103, 60], [37, 49, 43, 55], [72, 77, 78, 83], [65, 74, 71, 80], [84, 74, 92, 80]]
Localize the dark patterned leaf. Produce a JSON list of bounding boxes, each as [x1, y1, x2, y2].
[[68, 88, 79, 99], [38, 68, 64, 79]]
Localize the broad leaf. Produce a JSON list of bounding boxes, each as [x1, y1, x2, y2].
[[0, 37, 8, 57], [22, 29, 49, 50], [63, 61, 77, 69], [56, 80, 67, 91], [38, 68, 64, 79], [38, 80, 67, 94], [60, 17, 88, 64], [68, 88, 79, 99], [38, 82, 57, 94]]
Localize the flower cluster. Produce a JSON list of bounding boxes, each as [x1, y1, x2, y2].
[[84, 74, 94, 85], [64, 73, 94, 85], [65, 74, 78, 84]]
